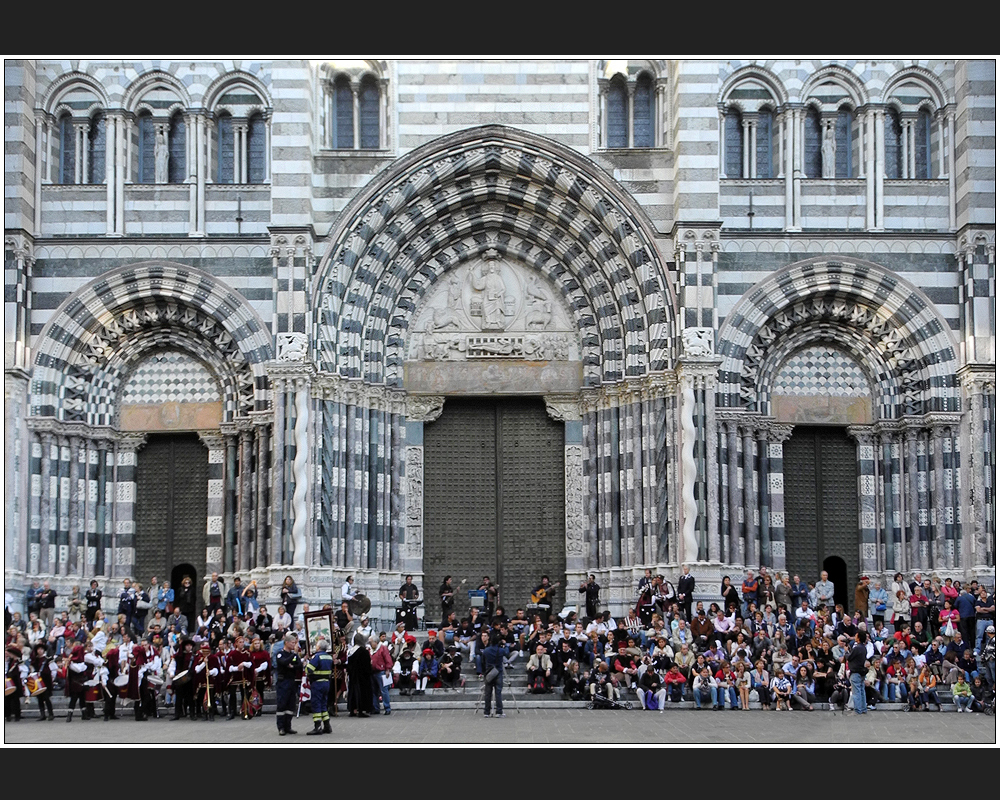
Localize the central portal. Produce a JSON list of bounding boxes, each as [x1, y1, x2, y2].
[[423, 397, 565, 624]]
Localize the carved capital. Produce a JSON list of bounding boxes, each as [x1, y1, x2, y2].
[[197, 431, 225, 451], [544, 394, 581, 422], [116, 432, 148, 452], [846, 425, 875, 447], [406, 395, 445, 423]]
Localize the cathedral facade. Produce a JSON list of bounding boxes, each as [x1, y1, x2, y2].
[[4, 59, 995, 619]]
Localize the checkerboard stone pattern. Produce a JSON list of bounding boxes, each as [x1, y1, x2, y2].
[[121, 350, 222, 405], [773, 346, 871, 397]]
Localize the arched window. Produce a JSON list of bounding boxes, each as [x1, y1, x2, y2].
[[247, 113, 266, 183], [58, 114, 75, 185], [835, 106, 853, 178], [724, 108, 743, 178], [914, 108, 932, 179], [606, 76, 628, 148], [216, 113, 233, 184], [359, 76, 380, 150], [756, 109, 773, 178], [167, 112, 186, 184], [137, 112, 154, 183], [87, 113, 106, 184], [633, 73, 654, 148], [332, 77, 354, 149], [884, 109, 902, 179], [804, 107, 822, 178]]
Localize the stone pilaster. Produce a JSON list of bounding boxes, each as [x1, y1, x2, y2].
[[113, 432, 146, 578], [197, 431, 225, 576]]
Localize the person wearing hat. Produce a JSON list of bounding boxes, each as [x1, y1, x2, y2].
[[5, 643, 27, 721], [193, 641, 222, 720], [982, 624, 996, 688], [437, 643, 463, 692], [415, 646, 439, 696], [170, 639, 196, 720], [29, 642, 57, 721]]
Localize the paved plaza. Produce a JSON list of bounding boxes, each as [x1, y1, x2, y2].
[[4, 709, 995, 746]]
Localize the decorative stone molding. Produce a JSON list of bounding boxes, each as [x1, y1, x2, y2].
[[276, 332, 309, 362], [564, 444, 585, 560], [406, 395, 445, 423], [544, 394, 582, 422], [682, 327, 715, 357]]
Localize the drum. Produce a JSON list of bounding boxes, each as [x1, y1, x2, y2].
[[84, 684, 101, 702], [26, 674, 46, 696], [172, 669, 191, 688], [113, 673, 129, 688], [147, 674, 164, 687], [4, 677, 15, 696]]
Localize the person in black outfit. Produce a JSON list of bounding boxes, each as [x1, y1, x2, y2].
[[480, 633, 509, 717], [677, 566, 695, 622], [439, 576, 455, 628], [84, 580, 103, 626], [578, 575, 601, 621], [274, 633, 302, 735]]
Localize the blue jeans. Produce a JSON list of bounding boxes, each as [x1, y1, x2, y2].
[[379, 678, 392, 711], [975, 620, 989, 653], [694, 686, 718, 708], [483, 675, 503, 715], [954, 694, 973, 711], [850, 673, 866, 714]]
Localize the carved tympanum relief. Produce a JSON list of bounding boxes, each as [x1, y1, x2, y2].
[[408, 249, 580, 363]]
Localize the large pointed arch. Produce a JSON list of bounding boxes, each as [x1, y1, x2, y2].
[[313, 124, 676, 386], [717, 257, 960, 418], [29, 262, 274, 424]]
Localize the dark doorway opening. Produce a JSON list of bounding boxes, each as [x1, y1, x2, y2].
[[423, 397, 565, 625], [823, 555, 848, 613]]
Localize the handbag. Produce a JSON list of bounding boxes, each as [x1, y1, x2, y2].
[[484, 667, 500, 684], [943, 620, 956, 638], [136, 598, 152, 611]]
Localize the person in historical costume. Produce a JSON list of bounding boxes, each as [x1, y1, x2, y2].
[[102, 643, 121, 720], [226, 637, 253, 720], [5, 644, 27, 721], [274, 633, 302, 736], [346, 633, 373, 717], [141, 640, 163, 718], [29, 643, 57, 721], [65, 643, 89, 721], [125, 640, 149, 720], [193, 641, 221, 720], [247, 636, 270, 717], [170, 639, 196, 720]]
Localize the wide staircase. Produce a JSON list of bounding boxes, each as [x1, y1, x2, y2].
[[12, 649, 961, 718]]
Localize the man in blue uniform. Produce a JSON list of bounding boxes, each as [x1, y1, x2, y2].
[[274, 632, 302, 736], [306, 637, 334, 735]]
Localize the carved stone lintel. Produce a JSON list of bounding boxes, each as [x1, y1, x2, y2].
[[116, 432, 148, 452], [406, 395, 445, 423], [544, 394, 581, 422]]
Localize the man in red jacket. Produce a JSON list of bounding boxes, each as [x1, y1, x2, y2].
[[370, 632, 394, 715]]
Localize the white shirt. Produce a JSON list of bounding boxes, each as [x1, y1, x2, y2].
[[341, 581, 356, 602]]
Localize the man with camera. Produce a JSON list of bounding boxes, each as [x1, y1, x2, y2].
[[480, 632, 509, 717]]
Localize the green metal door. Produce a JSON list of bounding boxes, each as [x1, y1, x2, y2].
[[135, 433, 208, 588], [783, 426, 860, 612], [423, 398, 565, 623]]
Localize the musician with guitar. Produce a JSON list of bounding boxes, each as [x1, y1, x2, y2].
[[530, 576, 560, 625], [439, 576, 456, 626]]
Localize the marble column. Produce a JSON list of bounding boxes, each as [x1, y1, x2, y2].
[[847, 426, 879, 574], [198, 431, 225, 577], [238, 422, 254, 572], [112, 433, 145, 579]]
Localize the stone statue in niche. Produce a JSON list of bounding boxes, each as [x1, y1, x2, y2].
[[471, 250, 511, 330], [821, 124, 836, 179], [682, 327, 714, 357], [276, 332, 309, 362], [155, 128, 169, 184]]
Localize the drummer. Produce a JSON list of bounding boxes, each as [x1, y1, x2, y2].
[[29, 643, 57, 721], [5, 643, 27, 722], [399, 575, 421, 632], [171, 639, 197, 720]]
